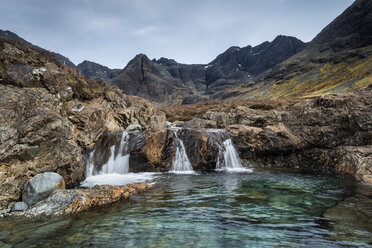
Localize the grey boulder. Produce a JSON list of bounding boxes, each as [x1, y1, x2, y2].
[[22, 172, 65, 206]]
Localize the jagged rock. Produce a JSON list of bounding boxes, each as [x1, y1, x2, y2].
[[15, 183, 152, 217], [77, 60, 120, 81], [126, 124, 142, 132], [22, 172, 65, 206]]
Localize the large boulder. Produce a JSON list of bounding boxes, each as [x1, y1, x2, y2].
[[22, 172, 65, 206]]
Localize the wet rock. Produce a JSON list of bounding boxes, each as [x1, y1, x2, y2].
[[209, 88, 372, 182], [12, 202, 28, 211], [17, 183, 152, 217], [126, 124, 142, 132], [22, 172, 65, 206]]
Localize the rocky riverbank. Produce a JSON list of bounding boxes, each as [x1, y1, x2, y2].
[[0, 38, 165, 209]]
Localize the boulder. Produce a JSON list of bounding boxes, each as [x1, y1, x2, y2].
[[22, 172, 65, 206]]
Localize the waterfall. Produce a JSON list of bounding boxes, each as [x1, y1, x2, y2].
[[216, 139, 251, 171], [170, 131, 194, 173], [86, 131, 130, 176]]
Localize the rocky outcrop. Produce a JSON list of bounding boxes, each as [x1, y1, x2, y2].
[[77, 60, 121, 81], [168, 88, 372, 182], [0, 38, 166, 209], [0, 29, 76, 68], [88, 127, 233, 173], [13, 183, 152, 217]]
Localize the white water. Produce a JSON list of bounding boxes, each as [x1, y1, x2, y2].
[[216, 139, 253, 172], [86, 131, 130, 176], [81, 172, 157, 188], [82, 131, 147, 187], [170, 131, 194, 173]]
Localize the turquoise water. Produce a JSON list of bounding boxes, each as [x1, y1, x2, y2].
[[1, 170, 371, 247]]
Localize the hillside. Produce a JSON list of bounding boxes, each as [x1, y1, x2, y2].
[[0, 29, 77, 68], [227, 0, 372, 99]]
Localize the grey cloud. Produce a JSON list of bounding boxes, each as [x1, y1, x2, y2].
[[0, 0, 354, 68]]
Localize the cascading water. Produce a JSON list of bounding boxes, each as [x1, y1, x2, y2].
[[86, 131, 130, 176], [216, 139, 252, 172], [170, 130, 194, 173]]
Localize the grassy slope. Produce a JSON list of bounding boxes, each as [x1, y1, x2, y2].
[[226, 45, 372, 100]]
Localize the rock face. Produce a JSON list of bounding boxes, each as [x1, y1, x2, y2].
[[0, 38, 166, 209], [22, 172, 65, 206], [89, 128, 233, 173], [109, 36, 306, 104], [15, 183, 152, 217], [174, 88, 372, 182], [77, 60, 121, 81]]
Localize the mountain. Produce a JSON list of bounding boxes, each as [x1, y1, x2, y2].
[[77, 60, 121, 81], [229, 0, 372, 99], [109, 35, 306, 104], [0, 29, 76, 68], [110, 54, 197, 104]]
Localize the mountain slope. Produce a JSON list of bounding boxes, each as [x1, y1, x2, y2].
[[229, 0, 372, 99], [77, 60, 121, 81], [0, 29, 76, 68], [110, 35, 305, 104]]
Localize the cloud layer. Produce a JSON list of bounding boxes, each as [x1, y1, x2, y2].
[[1, 0, 353, 68]]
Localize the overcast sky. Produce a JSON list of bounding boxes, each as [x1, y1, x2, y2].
[[1, 0, 354, 68]]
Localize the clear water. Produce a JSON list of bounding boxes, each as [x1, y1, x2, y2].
[[1, 170, 371, 248]]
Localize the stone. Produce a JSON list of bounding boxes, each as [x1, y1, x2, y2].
[[22, 172, 65, 206], [12, 202, 28, 211], [126, 124, 142, 132]]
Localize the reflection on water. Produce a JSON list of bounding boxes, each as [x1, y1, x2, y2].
[[0, 169, 371, 248]]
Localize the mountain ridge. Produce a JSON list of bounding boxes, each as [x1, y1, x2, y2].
[[109, 35, 306, 104]]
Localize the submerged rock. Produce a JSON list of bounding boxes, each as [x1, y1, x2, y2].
[[22, 172, 65, 206]]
